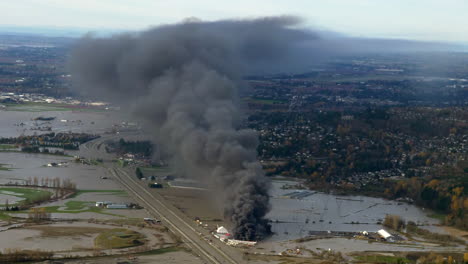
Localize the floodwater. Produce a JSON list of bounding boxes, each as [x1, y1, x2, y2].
[[266, 180, 440, 241], [259, 237, 462, 254], [0, 193, 24, 204], [0, 222, 172, 254], [0, 110, 152, 220], [0, 110, 123, 137], [0, 152, 119, 190], [0, 151, 153, 219], [0, 228, 97, 252], [0, 109, 124, 190]]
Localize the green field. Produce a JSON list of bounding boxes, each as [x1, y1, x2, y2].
[[0, 212, 12, 220], [4, 198, 122, 217], [45, 200, 104, 212], [41, 200, 121, 217], [0, 187, 52, 205], [138, 247, 181, 256], [94, 228, 145, 249], [0, 144, 17, 150], [0, 164, 12, 171]]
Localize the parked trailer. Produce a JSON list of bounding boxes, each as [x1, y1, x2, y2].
[[106, 204, 128, 209]]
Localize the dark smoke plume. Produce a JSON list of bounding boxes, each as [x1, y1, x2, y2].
[[69, 16, 462, 240], [69, 16, 310, 240]]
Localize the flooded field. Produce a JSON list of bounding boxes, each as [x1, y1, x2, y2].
[[0, 222, 173, 256], [0, 152, 115, 189], [266, 180, 439, 241], [0, 109, 151, 220], [0, 152, 151, 219], [0, 192, 24, 204], [259, 236, 463, 254], [0, 110, 123, 137]]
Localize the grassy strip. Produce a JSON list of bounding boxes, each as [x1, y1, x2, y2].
[[137, 246, 181, 256], [406, 222, 465, 245], [0, 164, 12, 171], [140, 166, 171, 173], [68, 189, 127, 199], [41, 201, 122, 217], [0, 212, 12, 220], [94, 228, 145, 249], [354, 255, 411, 263], [427, 213, 446, 222], [0, 144, 16, 150], [6, 200, 123, 217]]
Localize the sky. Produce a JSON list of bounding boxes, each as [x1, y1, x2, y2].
[[0, 0, 467, 43]]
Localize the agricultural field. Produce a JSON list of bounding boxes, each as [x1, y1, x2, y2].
[[3, 102, 105, 112]]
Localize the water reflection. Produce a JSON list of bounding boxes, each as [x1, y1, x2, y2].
[[267, 180, 439, 241]]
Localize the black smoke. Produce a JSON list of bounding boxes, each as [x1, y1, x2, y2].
[[69, 16, 312, 241], [69, 16, 460, 240]]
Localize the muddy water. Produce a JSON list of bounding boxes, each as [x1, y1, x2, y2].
[[266, 180, 440, 241]]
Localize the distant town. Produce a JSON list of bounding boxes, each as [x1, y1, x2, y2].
[[0, 33, 467, 264]]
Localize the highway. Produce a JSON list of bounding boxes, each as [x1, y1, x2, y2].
[[80, 134, 242, 264]]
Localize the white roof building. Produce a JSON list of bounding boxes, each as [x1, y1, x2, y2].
[[216, 226, 229, 234], [377, 229, 392, 240]]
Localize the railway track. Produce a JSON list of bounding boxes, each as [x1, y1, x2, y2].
[[81, 134, 240, 264]]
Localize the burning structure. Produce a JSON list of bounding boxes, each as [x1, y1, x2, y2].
[[213, 226, 257, 246], [70, 16, 311, 240]]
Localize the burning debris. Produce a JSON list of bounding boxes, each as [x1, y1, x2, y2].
[[69, 16, 310, 240]]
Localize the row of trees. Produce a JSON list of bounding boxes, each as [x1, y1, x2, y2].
[[382, 214, 406, 231], [20, 146, 65, 155], [23, 176, 76, 190], [384, 175, 468, 230], [136, 167, 144, 179], [28, 207, 51, 222], [0, 132, 99, 150], [2, 177, 78, 210]]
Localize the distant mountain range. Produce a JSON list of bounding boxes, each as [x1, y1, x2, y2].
[[0, 25, 466, 53]]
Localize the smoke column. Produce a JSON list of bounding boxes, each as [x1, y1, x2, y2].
[[69, 16, 310, 240]]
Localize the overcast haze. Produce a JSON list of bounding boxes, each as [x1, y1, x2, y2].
[[1, 0, 468, 43]]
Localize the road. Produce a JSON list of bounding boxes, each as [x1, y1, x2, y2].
[[80, 134, 243, 264]]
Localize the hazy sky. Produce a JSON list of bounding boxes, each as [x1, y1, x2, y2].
[[1, 0, 467, 43]]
